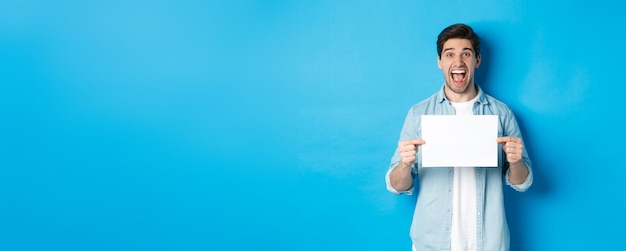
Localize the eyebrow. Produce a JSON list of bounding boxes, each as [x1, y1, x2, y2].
[[443, 47, 475, 53]]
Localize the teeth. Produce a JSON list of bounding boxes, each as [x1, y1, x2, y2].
[[451, 70, 465, 74]]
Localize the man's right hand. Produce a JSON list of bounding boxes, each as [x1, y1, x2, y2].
[[397, 139, 426, 168]]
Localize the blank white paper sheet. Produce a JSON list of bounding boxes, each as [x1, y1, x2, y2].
[[421, 115, 498, 167]]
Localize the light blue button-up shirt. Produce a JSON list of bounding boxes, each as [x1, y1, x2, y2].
[[386, 85, 533, 251]]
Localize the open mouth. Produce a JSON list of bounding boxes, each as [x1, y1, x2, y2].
[[451, 69, 466, 84]]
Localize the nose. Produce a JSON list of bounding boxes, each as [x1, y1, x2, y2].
[[453, 55, 465, 66]]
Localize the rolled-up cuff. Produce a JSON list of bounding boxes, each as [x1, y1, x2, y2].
[[505, 166, 533, 192], [385, 166, 414, 195]]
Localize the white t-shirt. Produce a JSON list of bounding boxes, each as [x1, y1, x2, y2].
[[450, 97, 478, 251]]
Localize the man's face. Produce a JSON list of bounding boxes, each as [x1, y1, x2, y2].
[[437, 38, 481, 95]]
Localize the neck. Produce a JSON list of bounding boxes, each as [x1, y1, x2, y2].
[[444, 83, 478, 102]]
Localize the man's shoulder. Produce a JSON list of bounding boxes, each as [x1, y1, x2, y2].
[[409, 91, 441, 111], [483, 93, 513, 112], [409, 93, 443, 116], [479, 93, 519, 122]]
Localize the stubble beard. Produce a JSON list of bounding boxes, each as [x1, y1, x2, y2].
[[445, 78, 472, 94]]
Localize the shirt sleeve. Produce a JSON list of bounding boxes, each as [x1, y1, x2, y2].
[[505, 164, 533, 192], [385, 165, 414, 195], [385, 106, 421, 195], [501, 107, 534, 192]]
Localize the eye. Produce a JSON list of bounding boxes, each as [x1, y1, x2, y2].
[[463, 52, 472, 57], [446, 52, 454, 57]]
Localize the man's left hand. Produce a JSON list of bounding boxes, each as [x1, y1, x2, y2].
[[497, 136, 524, 164]]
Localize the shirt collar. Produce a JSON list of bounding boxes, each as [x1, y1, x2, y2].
[[436, 84, 489, 105]]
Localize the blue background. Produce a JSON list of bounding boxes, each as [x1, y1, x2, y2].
[[1, 1, 624, 250]]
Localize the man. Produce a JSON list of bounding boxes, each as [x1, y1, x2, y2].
[[385, 23, 533, 251]]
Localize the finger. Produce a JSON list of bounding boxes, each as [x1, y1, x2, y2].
[[402, 154, 416, 160], [399, 152, 415, 160], [413, 139, 426, 145], [497, 136, 521, 145], [506, 153, 521, 163], [401, 139, 425, 146], [401, 159, 415, 167], [496, 137, 522, 147], [508, 146, 523, 158], [505, 142, 523, 150], [505, 143, 522, 151], [509, 144, 524, 152], [398, 144, 416, 153], [401, 150, 416, 157], [496, 137, 511, 144], [506, 147, 520, 155]]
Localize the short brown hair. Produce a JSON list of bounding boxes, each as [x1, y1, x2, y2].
[[436, 23, 481, 58]]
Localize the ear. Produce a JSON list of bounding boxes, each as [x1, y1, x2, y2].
[[475, 54, 481, 68], [437, 56, 442, 69]]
